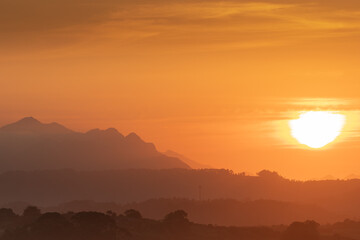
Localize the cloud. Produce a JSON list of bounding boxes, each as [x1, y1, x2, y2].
[[1, 0, 360, 52], [0, 0, 119, 32]]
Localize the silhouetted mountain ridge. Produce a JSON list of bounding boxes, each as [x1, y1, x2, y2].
[[164, 150, 212, 169], [0, 117, 189, 171], [0, 117, 74, 135]]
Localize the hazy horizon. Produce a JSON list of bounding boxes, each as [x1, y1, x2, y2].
[[1, 115, 360, 180]]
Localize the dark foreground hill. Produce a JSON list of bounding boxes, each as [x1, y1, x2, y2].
[[2, 169, 360, 224], [0, 117, 189, 171], [45, 198, 338, 226], [0, 207, 355, 240]]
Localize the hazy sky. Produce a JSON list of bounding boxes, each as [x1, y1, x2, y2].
[[1, 0, 360, 179]]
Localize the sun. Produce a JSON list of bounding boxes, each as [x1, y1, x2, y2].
[[289, 111, 346, 149]]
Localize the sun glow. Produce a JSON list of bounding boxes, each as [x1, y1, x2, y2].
[[289, 111, 346, 149]]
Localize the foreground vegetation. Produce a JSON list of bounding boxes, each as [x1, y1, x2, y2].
[[0, 206, 358, 240]]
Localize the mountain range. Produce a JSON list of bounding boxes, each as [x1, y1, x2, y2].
[[0, 117, 190, 171], [163, 150, 212, 169]]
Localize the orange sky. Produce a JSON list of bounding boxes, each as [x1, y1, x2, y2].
[[1, 0, 360, 179]]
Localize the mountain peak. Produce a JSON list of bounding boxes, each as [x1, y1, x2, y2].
[[0, 117, 73, 134], [125, 132, 143, 142], [16, 117, 42, 125], [105, 128, 120, 135], [86, 128, 124, 139]]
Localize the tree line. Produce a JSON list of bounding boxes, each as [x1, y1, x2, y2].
[[0, 205, 341, 240]]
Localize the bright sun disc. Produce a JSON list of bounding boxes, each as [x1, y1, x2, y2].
[[289, 111, 346, 149]]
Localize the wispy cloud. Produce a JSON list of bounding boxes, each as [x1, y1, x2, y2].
[[2, 0, 360, 52]]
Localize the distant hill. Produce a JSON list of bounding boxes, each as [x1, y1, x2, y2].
[[45, 198, 339, 226], [0, 117, 190, 171], [345, 174, 360, 180], [1, 168, 360, 221], [163, 150, 212, 169]]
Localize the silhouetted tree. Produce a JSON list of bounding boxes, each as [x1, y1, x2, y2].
[[0, 208, 16, 221], [163, 210, 190, 233], [124, 209, 142, 219], [71, 211, 116, 240], [257, 170, 284, 180], [282, 220, 320, 240], [164, 210, 189, 225], [22, 206, 41, 218], [30, 212, 72, 240], [106, 210, 117, 219], [63, 211, 75, 221], [0, 208, 17, 228], [21, 206, 41, 225]]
